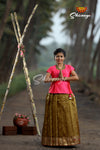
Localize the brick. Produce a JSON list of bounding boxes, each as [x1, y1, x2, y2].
[[22, 126, 37, 135], [2, 126, 17, 135]]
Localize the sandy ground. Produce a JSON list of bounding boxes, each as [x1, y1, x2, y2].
[[0, 81, 100, 150]]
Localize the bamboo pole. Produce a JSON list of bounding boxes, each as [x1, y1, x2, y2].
[[21, 4, 38, 42], [11, 13, 20, 43], [14, 12, 22, 41], [0, 46, 21, 121], [22, 57, 40, 136], [0, 12, 21, 119], [0, 4, 38, 125]]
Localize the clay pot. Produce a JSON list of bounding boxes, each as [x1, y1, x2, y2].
[[13, 118, 28, 127]]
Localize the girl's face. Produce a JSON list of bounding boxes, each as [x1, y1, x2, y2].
[[55, 52, 65, 64]]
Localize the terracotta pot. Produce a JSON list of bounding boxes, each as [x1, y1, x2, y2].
[[13, 118, 28, 127]]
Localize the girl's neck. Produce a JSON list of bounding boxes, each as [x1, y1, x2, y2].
[[56, 63, 64, 70]]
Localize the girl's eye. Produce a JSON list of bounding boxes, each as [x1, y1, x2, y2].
[[56, 56, 63, 58]]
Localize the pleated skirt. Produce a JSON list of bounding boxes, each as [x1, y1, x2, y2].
[[42, 93, 80, 146]]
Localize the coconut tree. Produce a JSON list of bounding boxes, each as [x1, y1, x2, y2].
[[0, 0, 57, 83], [58, 0, 100, 83]]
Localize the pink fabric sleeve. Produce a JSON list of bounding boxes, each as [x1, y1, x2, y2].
[[46, 67, 52, 74], [69, 65, 75, 73]]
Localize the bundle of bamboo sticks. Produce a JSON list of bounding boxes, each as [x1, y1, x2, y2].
[[0, 4, 41, 136]]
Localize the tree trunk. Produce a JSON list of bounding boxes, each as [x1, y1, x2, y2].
[[96, 47, 100, 85], [89, 38, 100, 82], [0, 0, 13, 41], [74, 0, 97, 80], [0, 37, 17, 83]]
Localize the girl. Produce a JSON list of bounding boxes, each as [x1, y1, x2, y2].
[[42, 48, 80, 146]]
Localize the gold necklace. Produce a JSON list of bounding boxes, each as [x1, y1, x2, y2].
[[56, 64, 65, 70]]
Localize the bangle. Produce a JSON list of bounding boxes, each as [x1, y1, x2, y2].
[[64, 77, 67, 81]]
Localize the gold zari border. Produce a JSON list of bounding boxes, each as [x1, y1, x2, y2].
[[42, 136, 80, 146]]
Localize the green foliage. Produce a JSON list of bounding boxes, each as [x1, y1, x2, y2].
[[58, 0, 87, 37], [0, 0, 58, 83], [0, 68, 47, 107], [0, 1, 5, 19]]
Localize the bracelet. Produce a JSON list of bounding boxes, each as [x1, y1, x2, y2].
[[45, 77, 67, 82]]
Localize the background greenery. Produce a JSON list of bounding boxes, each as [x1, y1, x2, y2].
[[0, 67, 47, 107]]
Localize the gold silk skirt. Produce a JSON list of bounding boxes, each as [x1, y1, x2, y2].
[[42, 93, 80, 146]]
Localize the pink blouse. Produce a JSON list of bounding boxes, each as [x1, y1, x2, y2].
[[47, 64, 75, 94]]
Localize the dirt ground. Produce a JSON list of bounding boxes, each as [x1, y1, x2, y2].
[[0, 80, 100, 150]]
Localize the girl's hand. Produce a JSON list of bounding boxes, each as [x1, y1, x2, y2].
[[60, 77, 67, 81]]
